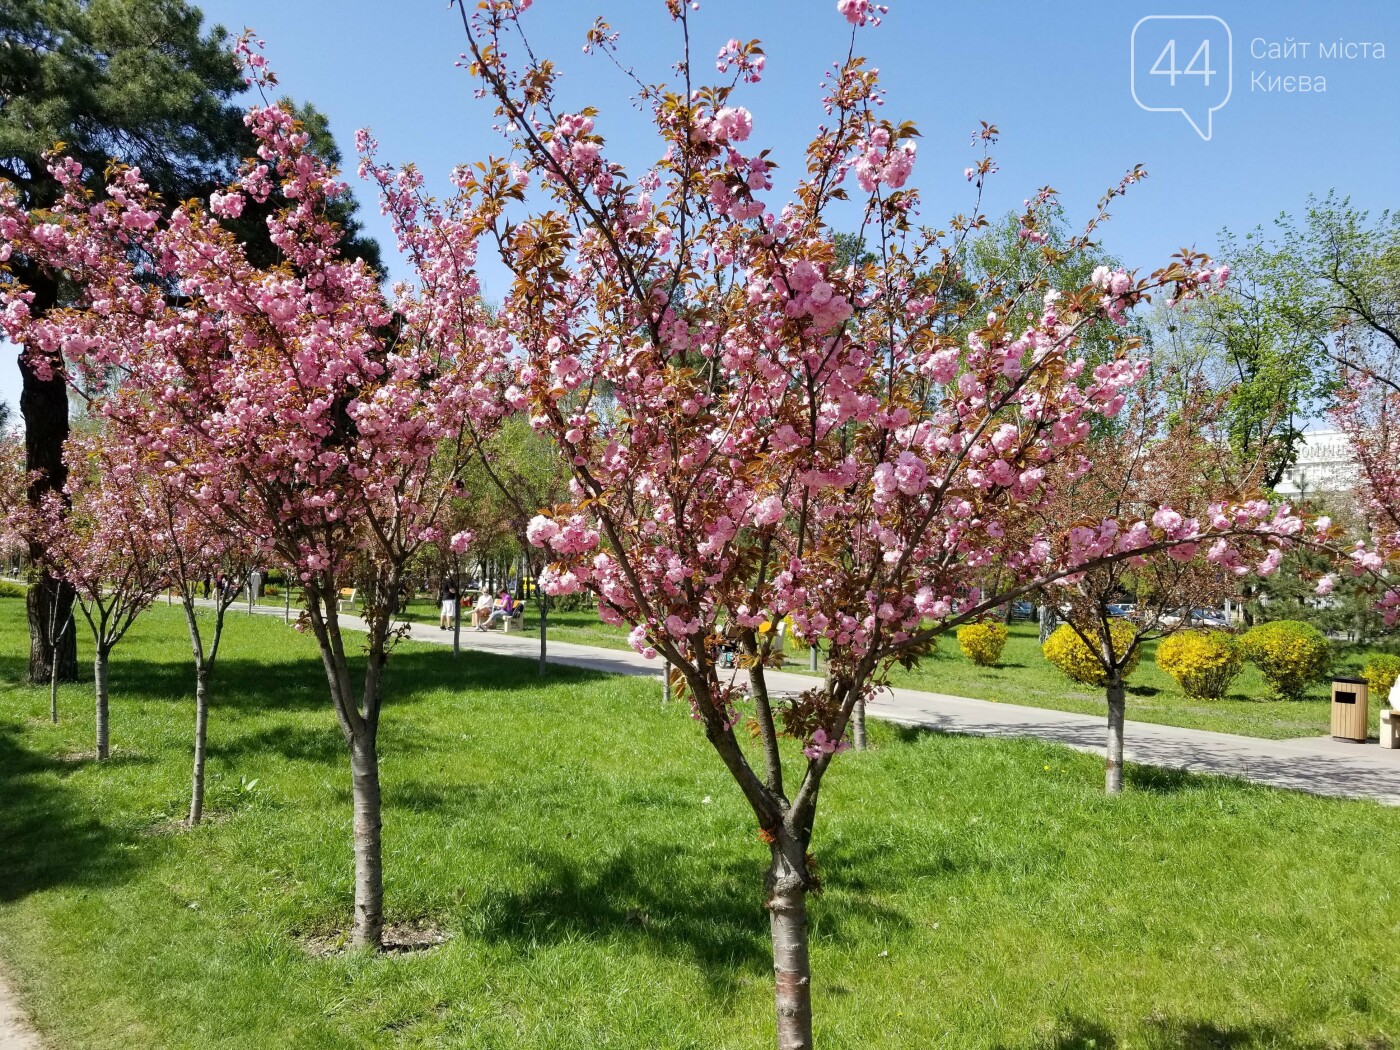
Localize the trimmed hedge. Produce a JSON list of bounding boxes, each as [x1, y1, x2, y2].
[[1042, 620, 1139, 687], [1238, 620, 1331, 700], [1363, 654, 1400, 700], [1156, 630, 1244, 700], [958, 620, 1008, 667]]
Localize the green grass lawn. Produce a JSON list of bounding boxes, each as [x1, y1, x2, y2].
[[1, 595, 1397, 1049]]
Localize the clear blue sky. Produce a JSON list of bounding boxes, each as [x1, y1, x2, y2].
[[4, 0, 1398, 412]]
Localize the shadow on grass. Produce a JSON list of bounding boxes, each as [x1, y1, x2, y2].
[[466, 846, 910, 999], [1141, 1016, 1391, 1050], [97, 643, 614, 716], [1001, 1013, 1391, 1050], [998, 1014, 1118, 1049], [0, 646, 29, 686], [218, 723, 345, 765], [0, 721, 142, 903], [1123, 764, 1198, 794]]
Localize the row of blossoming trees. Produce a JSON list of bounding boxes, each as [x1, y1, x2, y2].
[[0, 2, 1390, 1047]]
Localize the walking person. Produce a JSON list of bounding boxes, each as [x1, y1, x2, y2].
[[438, 577, 459, 630]]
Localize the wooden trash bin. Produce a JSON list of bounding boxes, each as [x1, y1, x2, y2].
[[1330, 677, 1369, 742]]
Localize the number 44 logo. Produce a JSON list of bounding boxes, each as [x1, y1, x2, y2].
[[1130, 16, 1233, 142], [1150, 38, 1217, 87]]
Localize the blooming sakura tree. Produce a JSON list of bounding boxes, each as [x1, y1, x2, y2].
[[0, 43, 503, 946], [1333, 352, 1400, 622], [1028, 384, 1285, 793], [30, 433, 168, 760], [126, 433, 261, 826], [444, 2, 1317, 1044]]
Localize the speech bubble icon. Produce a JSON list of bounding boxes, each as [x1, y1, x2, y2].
[[1131, 15, 1232, 141]]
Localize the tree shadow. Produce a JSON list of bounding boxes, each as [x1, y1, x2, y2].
[[1141, 1017, 1391, 1050], [1123, 764, 1199, 794], [0, 721, 142, 903], [996, 1014, 1118, 1049], [0, 647, 29, 684], [465, 845, 910, 1000], [102, 643, 613, 716], [998, 1014, 1393, 1049], [217, 723, 345, 765]]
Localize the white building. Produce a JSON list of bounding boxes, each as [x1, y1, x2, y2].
[[1274, 429, 1357, 497]]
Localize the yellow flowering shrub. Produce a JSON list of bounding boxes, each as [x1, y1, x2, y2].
[[1041, 621, 1139, 686], [1363, 654, 1400, 698], [957, 620, 1008, 667], [1238, 620, 1331, 700], [1155, 630, 1243, 700]]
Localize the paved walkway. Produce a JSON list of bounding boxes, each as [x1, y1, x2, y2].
[[233, 601, 1400, 806], [0, 966, 42, 1050]]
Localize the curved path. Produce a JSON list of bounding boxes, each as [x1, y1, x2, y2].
[[243, 602, 1400, 806]]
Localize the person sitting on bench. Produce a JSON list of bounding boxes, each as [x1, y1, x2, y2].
[[478, 590, 516, 631], [470, 590, 493, 629]]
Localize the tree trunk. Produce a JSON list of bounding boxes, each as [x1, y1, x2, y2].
[[1038, 603, 1057, 645], [27, 574, 77, 684], [49, 612, 69, 724], [49, 650, 60, 723], [766, 843, 814, 1050], [188, 665, 210, 826], [349, 732, 385, 949], [851, 695, 867, 751], [808, 641, 818, 673], [538, 601, 547, 676], [20, 272, 77, 685], [1105, 677, 1126, 795], [94, 647, 110, 761]]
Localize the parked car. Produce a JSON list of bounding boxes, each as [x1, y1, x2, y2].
[[1009, 600, 1034, 621], [1190, 608, 1231, 629], [1106, 603, 1136, 620], [1161, 607, 1230, 630]]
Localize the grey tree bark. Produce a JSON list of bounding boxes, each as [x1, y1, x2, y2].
[[189, 665, 210, 825], [538, 591, 548, 676], [1105, 676, 1126, 794], [49, 612, 71, 724], [94, 647, 110, 761], [851, 696, 867, 751], [349, 733, 385, 948], [767, 836, 814, 1050]]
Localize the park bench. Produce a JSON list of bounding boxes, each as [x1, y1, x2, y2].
[[337, 588, 357, 613], [1382, 709, 1398, 750], [499, 604, 525, 632]]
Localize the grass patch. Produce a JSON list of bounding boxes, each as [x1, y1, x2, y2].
[[0, 597, 1397, 1048]]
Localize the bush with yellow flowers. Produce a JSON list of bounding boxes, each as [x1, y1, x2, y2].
[[957, 620, 1008, 667], [1041, 620, 1139, 686], [1238, 620, 1331, 700], [1155, 630, 1244, 700], [1363, 653, 1400, 698]]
